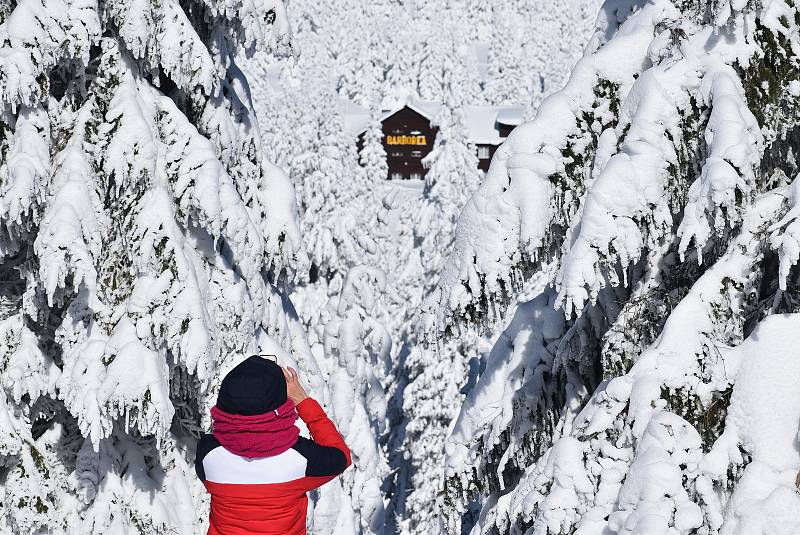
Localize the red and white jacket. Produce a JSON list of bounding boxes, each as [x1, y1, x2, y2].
[[195, 398, 352, 535]]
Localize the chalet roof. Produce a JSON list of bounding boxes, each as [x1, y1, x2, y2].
[[401, 98, 443, 122], [344, 96, 525, 145], [464, 104, 526, 145], [339, 98, 371, 137], [461, 106, 498, 145], [496, 106, 525, 126]]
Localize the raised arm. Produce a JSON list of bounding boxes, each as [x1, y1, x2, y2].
[[283, 367, 352, 484], [294, 397, 352, 475]]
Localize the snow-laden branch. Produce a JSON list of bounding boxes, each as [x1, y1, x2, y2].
[[430, 0, 681, 333], [317, 266, 389, 534], [677, 67, 762, 263], [0, 107, 50, 257], [0, 0, 99, 108], [769, 174, 800, 289], [465, 187, 789, 534]]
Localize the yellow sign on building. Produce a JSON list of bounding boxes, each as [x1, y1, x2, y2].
[[386, 135, 427, 146]]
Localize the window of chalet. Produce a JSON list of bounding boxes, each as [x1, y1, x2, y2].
[[477, 146, 490, 159]]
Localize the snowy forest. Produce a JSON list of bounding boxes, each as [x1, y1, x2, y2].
[[1, 0, 800, 534]]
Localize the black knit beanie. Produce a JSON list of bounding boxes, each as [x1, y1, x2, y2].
[[216, 355, 288, 415]]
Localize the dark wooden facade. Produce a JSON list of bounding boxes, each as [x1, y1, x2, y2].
[[475, 144, 497, 172], [497, 122, 516, 138], [381, 106, 438, 180], [475, 119, 518, 170], [357, 104, 518, 180]]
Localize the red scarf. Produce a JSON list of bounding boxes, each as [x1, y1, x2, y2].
[[210, 399, 300, 458]]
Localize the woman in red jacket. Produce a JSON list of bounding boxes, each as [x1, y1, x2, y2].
[[195, 355, 352, 534]]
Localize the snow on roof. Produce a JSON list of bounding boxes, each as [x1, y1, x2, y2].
[[345, 96, 524, 144], [376, 96, 443, 124], [463, 105, 525, 145], [350, 96, 443, 136], [339, 98, 371, 138], [404, 97, 443, 122], [496, 106, 525, 126], [464, 106, 504, 145]]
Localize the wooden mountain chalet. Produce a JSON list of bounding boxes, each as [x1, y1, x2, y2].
[[344, 97, 524, 181]]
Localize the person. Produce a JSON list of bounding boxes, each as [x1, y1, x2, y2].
[[195, 355, 351, 534]]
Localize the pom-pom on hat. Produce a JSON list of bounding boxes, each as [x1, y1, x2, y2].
[[216, 355, 287, 415]]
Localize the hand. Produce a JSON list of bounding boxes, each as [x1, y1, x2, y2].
[[282, 366, 309, 405]]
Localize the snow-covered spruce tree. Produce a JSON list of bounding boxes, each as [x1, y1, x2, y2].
[[249, 62, 378, 283], [308, 265, 391, 534], [418, 104, 482, 275], [431, 1, 800, 533], [395, 96, 486, 533], [0, 1, 332, 532], [484, 0, 601, 113], [359, 114, 389, 184], [483, 7, 540, 107], [417, 18, 483, 106]]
